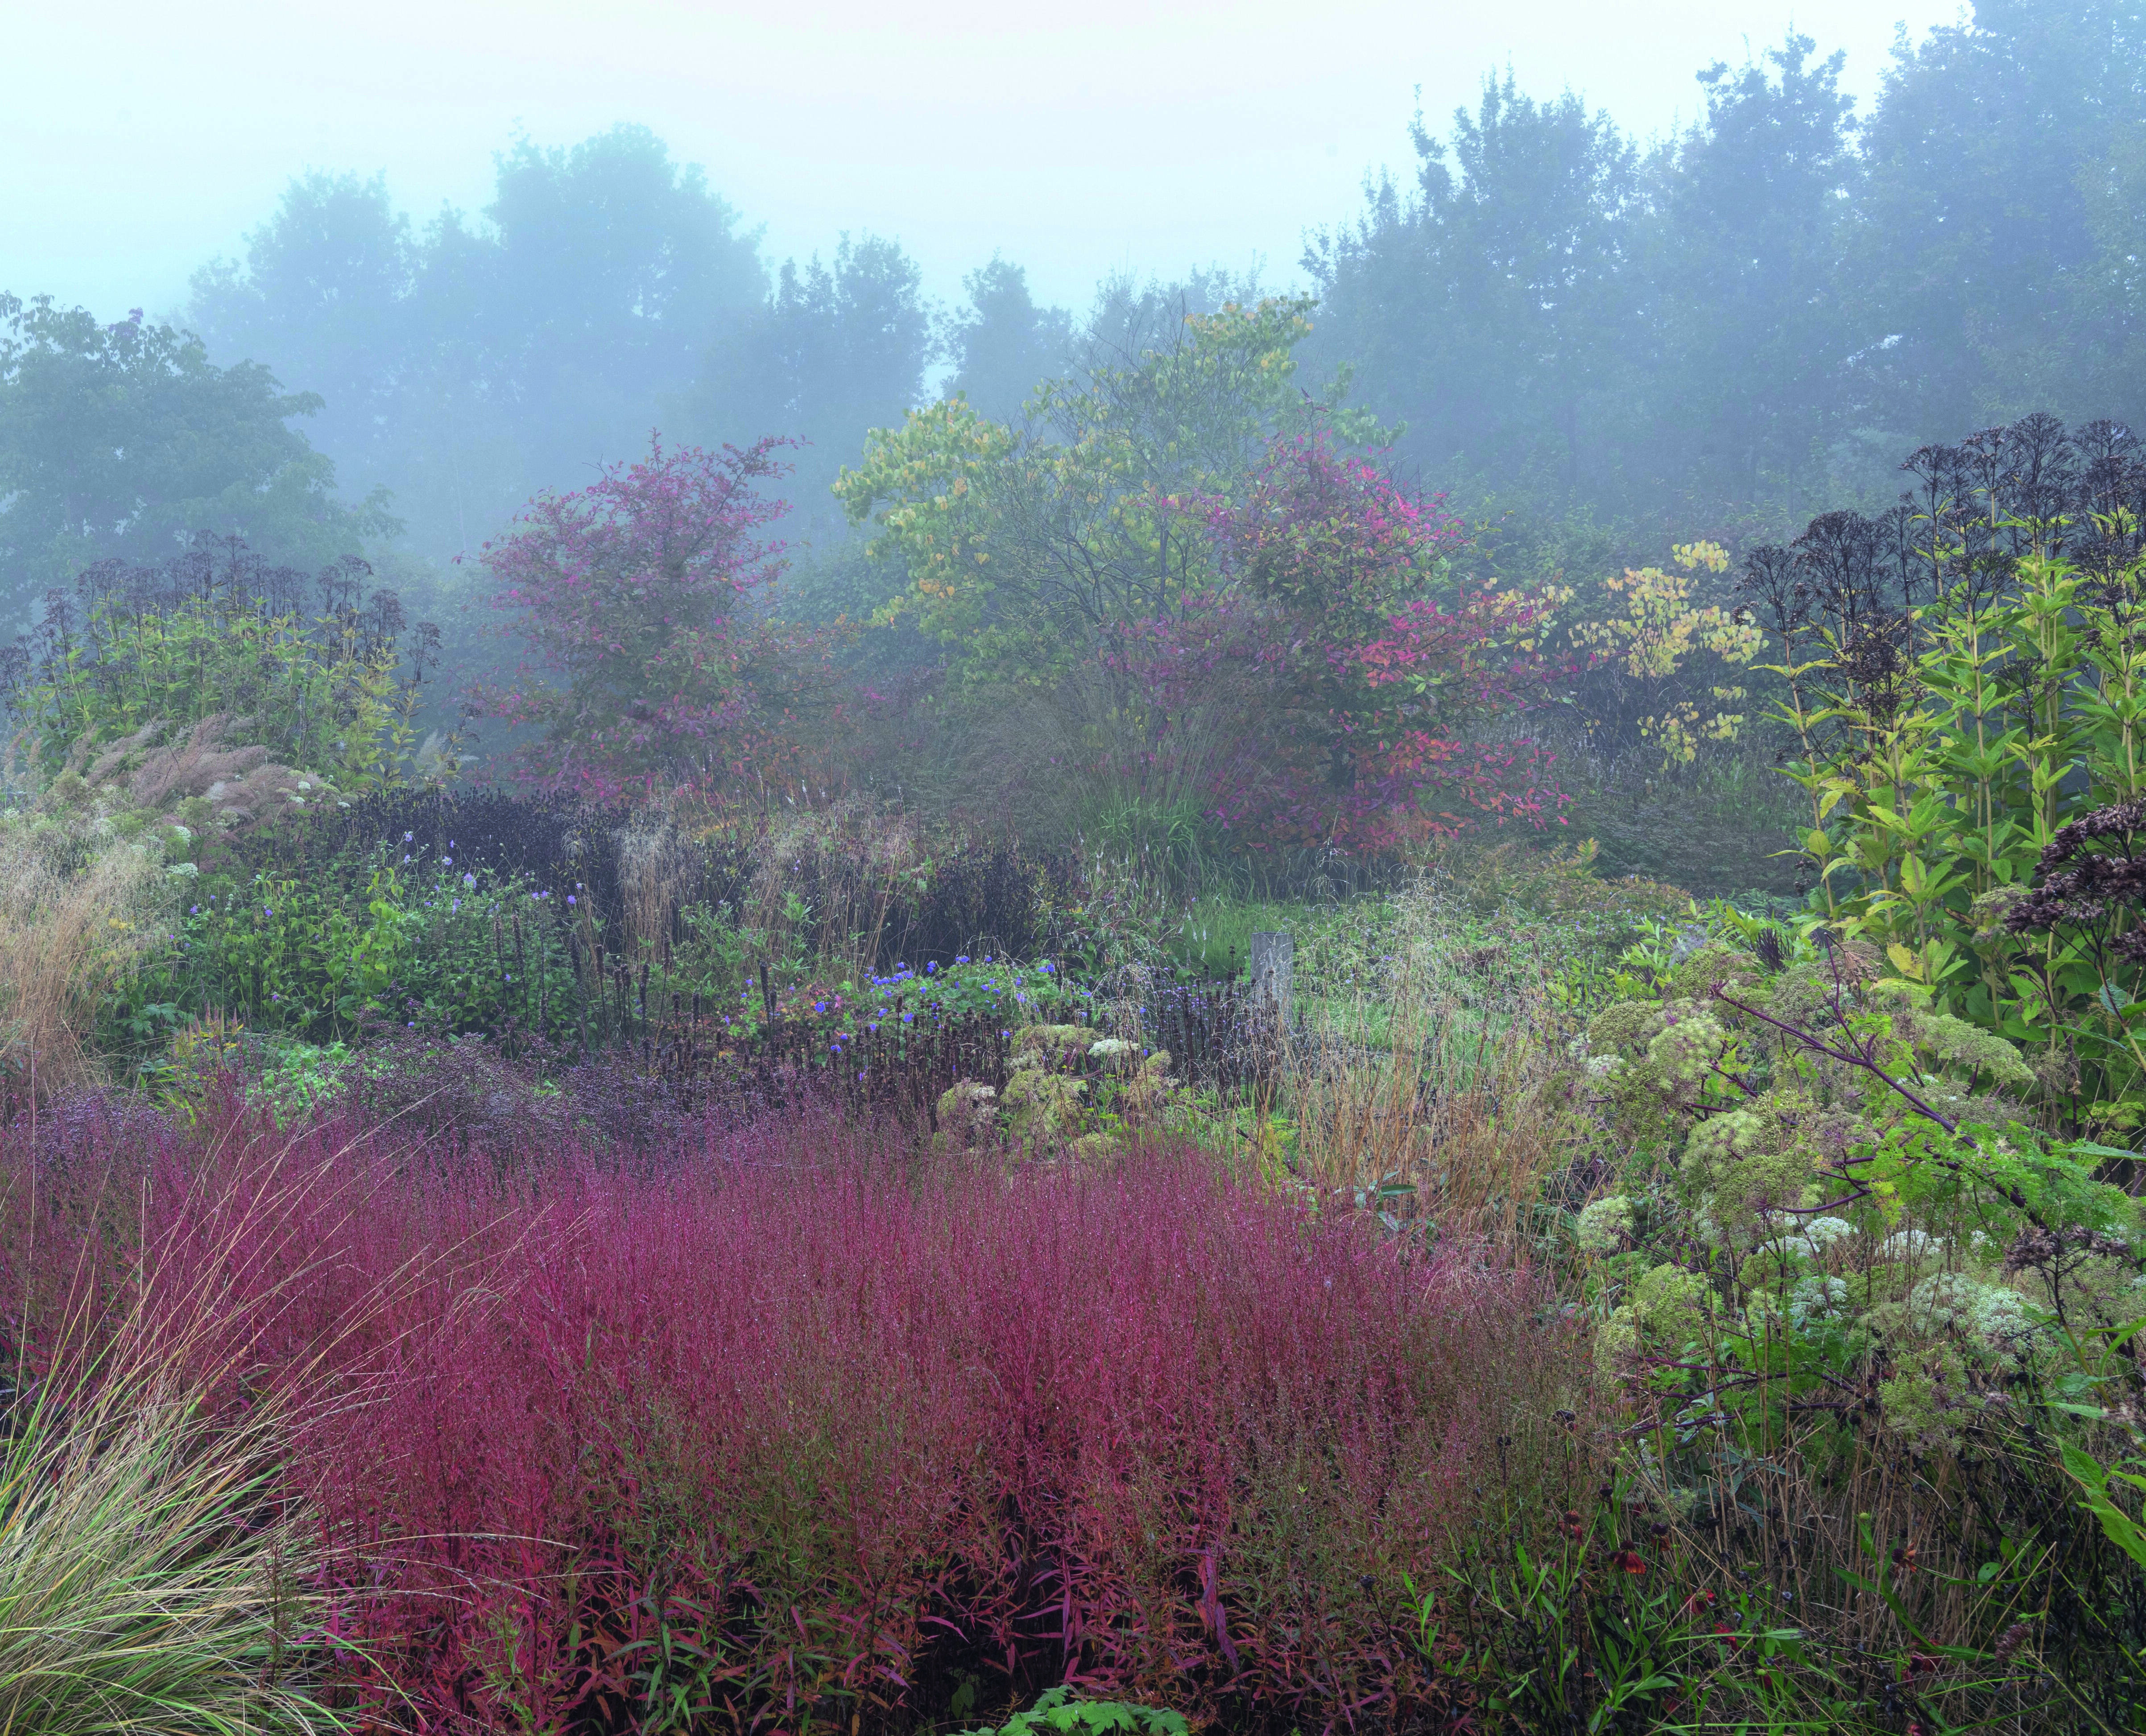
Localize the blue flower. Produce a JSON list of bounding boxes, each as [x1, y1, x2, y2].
[[926, 961, 937, 973], [463, 873, 477, 889], [567, 895, 577, 905], [404, 831, 414, 842], [902, 1012, 914, 1023], [956, 955, 970, 964]]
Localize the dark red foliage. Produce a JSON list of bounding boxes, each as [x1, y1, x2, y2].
[[0, 1100, 1563, 1734]]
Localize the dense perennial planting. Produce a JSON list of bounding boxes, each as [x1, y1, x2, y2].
[[12, 285, 2146, 1731], [4, 1101, 1561, 1734]]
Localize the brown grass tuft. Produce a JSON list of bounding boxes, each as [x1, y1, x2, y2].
[[0, 812, 174, 1101], [1282, 874, 1582, 1235]]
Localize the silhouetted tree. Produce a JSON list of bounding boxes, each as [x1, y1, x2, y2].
[[1634, 34, 1859, 507], [0, 296, 393, 623], [1848, 0, 2146, 437], [685, 233, 936, 523], [189, 126, 764, 557], [1307, 73, 1638, 496], [944, 257, 1072, 424]]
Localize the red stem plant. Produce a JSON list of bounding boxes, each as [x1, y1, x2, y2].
[[0, 1093, 1571, 1735]]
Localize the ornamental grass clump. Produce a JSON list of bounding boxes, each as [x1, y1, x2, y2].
[[0, 804, 175, 1104], [0, 1362, 335, 1736], [0, 1122, 345, 1736], [21, 1099, 1571, 1734]]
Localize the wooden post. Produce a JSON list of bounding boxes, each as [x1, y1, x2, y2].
[[1249, 930, 1293, 1024]]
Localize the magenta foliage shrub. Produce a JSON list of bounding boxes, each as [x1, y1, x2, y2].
[[4, 1104, 1559, 1734], [1118, 434, 1571, 852], [479, 436, 823, 800]]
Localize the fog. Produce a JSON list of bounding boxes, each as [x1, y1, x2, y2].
[[12, 0, 1949, 324], [2, 0, 2135, 636]]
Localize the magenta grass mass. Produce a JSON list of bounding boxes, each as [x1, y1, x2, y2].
[[4, 1100, 1558, 1733]]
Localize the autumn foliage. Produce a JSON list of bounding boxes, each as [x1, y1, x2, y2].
[[1121, 434, 1569, 851], [480, 437, 830, 800]]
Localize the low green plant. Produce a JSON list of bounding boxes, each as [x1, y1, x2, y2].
[[245, 1036, 357, 1125], [1426, 1476, 1853, 1733], [2053, 1310, 2146, 1570], [651, 899, 750, 1004], [866, 956, 1087, 1025], [955, 1685, 1188, 1736], [112, 843, 579, 1046]]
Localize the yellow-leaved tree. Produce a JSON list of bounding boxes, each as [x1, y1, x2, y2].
[[1569, 539, 1761, 764]]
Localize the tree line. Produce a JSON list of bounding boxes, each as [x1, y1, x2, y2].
[[1307, 2, 2146, 530], [3, 0, 2142, 626]]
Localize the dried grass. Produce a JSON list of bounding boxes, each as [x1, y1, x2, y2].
[[741, 801, 919, 980], [1282, 873, 1580, 1234], [45, 713, 325, 827], [0, 812, 174, 1102], [617, 813, 688, 964], [122, 716, 270, 811]]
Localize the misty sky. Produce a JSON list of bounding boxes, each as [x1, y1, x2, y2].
[[9, 0, 1960, 330]]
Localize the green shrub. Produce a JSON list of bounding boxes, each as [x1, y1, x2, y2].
[[111, 841, 578, 1047], [18, 538, 451, 800], [955, 1686, 1188, 1736]]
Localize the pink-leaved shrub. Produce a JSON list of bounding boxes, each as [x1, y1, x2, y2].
[[1112, 434, 1573, 853], [477, 436, 842, 802], [0, 1096, 1567, 1734]]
